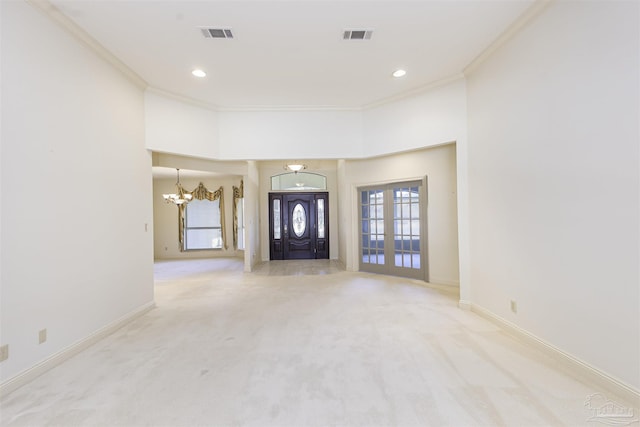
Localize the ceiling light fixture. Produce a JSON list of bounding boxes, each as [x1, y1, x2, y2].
[[163, 169, 193, 205], [284, 163, 307, 173], [392, 69, 407, 78], [192, 69, 207, 78]]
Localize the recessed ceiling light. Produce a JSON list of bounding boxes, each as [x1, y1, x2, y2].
[[192, 69, 206, 78], [392, 69, 406, 78]]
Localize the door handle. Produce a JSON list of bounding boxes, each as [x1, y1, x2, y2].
[[284, 223, 288, 236]]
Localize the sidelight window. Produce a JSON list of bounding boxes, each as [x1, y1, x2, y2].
[[273, 199, 281, 240], [317, 198, 325, 239]]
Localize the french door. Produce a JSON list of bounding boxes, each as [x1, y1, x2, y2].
[[269, 192, 329, 260], [359, 180, 426, 280]]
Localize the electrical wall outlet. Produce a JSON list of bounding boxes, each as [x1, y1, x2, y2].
[[39, 328, 47, 344], [510, 300, 518, 314], [0, 344, 8, 362]]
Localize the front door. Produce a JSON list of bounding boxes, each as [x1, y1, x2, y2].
[[269, 192, 329, 260]]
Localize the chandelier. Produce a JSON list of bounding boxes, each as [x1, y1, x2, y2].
[[163, 168, 193, 205]]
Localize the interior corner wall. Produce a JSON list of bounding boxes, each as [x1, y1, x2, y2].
[[466, 0, 639, 390], [144, 81, 466, 163], [341, 144, 460, 286], [336, 159, 348, 268], [363, 78, 467, 156], [0, 0, 4, 344], [244, 161, 260, 271], [218, 111, 363, 160], [145, 91, 220, 160], [1, 1, 154, 383], [153, 176, 243, 260]]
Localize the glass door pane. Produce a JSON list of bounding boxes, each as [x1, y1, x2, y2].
[[317, 199, 325, 239], [359, 181, 425, 280], [392, 186, 420, 269], [360, 189, 385, 265]]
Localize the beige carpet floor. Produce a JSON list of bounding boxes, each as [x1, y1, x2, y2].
[[1, 258, 637, 426]]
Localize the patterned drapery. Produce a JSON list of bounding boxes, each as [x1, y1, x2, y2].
[[232, 180, 244, 250]]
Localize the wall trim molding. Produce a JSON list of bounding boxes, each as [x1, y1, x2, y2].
[[218, 105, 363, 113], [0, 301, 155, 398], [458, 300, 472, 310], [146, 87, 220, 112], [362, 74, 465, 110], [146, 87, 366, 113], [428, 278, 460, 287], [26, 0, 148, 90], [469, 302, 640, 404], [147, 75, 465, 114], [463, 0, 554, 76]]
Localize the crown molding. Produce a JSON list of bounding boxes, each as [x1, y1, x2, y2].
[[24, 0, 552, 114], [464, 0, 554, 76], [217, 105, 363, 113], [146, 87, 220, 112], [25, 0, 147, 90], [362, 74, 466, 110], [226, 74, 468, 113], [146, 88, 363, 113]]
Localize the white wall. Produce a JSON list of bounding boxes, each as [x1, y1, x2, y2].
[[145, 79, 466, 162], [153, 176, 243, 260], [145, 90, 220, 159], [0, 0, 4, 358], [363, 78, 467, 156], [1, 1, 154, 383], [336, 160, 348, 268], [340, 144, 460, 285], [219, 111, 363, 160], [244, 161, 261, 270], [466, 0, 639, 390]]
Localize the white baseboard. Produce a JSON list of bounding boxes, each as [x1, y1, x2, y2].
[[468, 302, 640, 404], [0, 301, 155, 398], [458, 299, 472, 310], [428, 278, 460, 287]]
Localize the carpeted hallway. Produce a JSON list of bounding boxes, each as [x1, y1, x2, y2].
[[1, 258, 636, 426]]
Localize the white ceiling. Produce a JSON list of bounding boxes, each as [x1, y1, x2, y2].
[[50, 0, 534, 109]]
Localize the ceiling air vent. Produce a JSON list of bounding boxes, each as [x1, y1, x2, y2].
[[200, 28, 234, 39], [343, 29, 373, 40]]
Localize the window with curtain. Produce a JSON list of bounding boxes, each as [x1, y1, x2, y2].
[[179, 183, 226, 251], [184, 199, 222, 250]]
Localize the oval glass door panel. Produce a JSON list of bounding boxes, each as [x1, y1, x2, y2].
[[292, 203, 306, 237]]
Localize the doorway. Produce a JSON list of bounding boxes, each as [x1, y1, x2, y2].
[[359, 180, 427, 280], [269, 192, 329, 260]]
